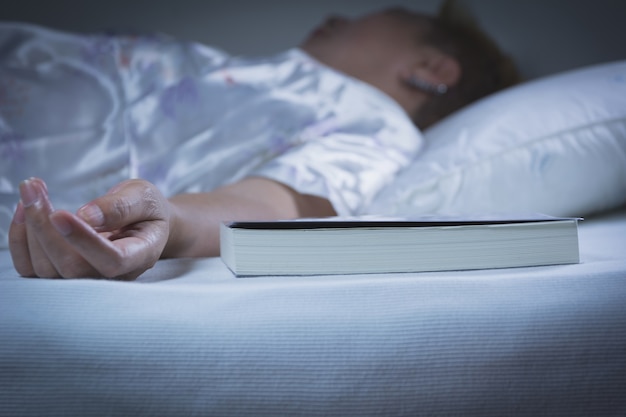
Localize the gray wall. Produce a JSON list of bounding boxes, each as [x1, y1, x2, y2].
[[2, 0, 625, 79]]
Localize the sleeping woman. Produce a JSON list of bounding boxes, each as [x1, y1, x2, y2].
[[2, 4, 518, 279]]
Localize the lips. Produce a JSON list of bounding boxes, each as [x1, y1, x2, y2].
[[310, 26, 327, 38]]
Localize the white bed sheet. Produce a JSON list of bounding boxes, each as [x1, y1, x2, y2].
[[1, 208, 625, 416]]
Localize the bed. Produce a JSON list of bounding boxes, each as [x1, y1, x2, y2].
[[1, 206, 625, 416], [1, 1, 626, 416]]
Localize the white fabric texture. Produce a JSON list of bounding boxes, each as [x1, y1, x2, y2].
[[0, 22, 421, 247], [368, 60, 626, 218], [1, 208, 625, 416]]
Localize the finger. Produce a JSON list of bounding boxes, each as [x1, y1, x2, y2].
[[19, 178, 60, 277], [25, 220, 59, 277], [77, 179, 168, 231], [21, 178, 98, 278], [50, 210, 155, 280], [8, 201, 36, 277]]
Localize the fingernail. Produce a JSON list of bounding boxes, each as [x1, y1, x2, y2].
[[13, 201, 25, 224], [37, 178, 48, 193], [19, 179, 40, 208], [78, 203, 104, 227], [50, 213, 73, 236], [30, 177, 48, 193]]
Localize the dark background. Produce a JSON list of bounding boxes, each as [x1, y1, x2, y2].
[[2, 0, 625, 79]]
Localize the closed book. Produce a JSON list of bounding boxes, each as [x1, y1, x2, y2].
[[219, 216, 580, 276]]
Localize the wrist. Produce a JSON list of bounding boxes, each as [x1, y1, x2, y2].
[[161, 198, 185, 259]]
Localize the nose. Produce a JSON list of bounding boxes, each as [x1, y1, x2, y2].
[[324, 15, 349, 29]]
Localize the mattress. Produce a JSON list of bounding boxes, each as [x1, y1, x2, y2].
[[1, 208, 625, 416]]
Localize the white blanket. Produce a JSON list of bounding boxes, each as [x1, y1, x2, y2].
[[1, 209, 625, 416]]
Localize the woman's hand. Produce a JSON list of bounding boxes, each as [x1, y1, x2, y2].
[[9, 176, 336, 280], [9, 178, 171, 280]]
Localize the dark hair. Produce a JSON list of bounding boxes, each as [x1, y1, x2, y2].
[[414, 1, 521, 129]]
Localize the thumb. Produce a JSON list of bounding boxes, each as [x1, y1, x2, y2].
[[77, 179, 168, 231]]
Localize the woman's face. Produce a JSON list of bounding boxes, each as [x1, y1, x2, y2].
[[300, 8, 434, 87]]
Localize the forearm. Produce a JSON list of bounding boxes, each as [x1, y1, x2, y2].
[[162, 177, 335, 258]]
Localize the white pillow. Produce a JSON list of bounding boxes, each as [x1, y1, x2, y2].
[[368, 60, 626, 218]]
